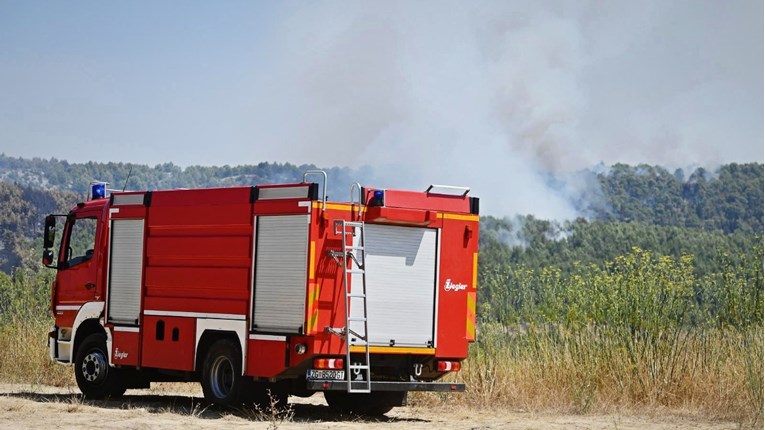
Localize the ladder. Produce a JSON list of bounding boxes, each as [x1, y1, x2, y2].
[[328, 220, 371, 393]]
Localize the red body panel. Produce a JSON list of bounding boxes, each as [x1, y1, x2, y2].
[[365, 188, 473, 213], [141, 316, 196, 371], [247, 338, 288, 377], [435, 217, 479, 357], [144, 188, 253, 317], [112, 330, 140, 366]]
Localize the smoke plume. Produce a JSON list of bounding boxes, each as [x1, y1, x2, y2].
[[242, 1, 761, 217]]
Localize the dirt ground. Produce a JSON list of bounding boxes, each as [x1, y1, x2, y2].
[[0, 383, 740, 430]]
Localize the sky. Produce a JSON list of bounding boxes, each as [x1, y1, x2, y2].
[[0, 1, 762, 216]]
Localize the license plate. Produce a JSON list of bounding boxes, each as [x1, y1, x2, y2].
[[307, 369, 345, 380]]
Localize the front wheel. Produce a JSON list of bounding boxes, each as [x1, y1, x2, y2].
[[201, 339, 246, 406], [74, 333, 126, 399]]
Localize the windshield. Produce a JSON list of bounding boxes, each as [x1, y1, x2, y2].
[[61, 217, 97, 267]]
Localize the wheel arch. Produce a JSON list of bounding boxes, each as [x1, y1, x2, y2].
[[195, 330, 242, 374], [194, 318, 247, 374], [70, 302, 107, 364]]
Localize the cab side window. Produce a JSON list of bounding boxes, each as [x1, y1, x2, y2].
[[63, 217, 97, 267]]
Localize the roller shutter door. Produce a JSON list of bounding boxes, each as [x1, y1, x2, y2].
[[252, 215, 309, 333], [351, 224, 437, 347], [107, 219, 145, 325]]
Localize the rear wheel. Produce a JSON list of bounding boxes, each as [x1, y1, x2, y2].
[[74, 333, 126, 399], [324, 391, 405, 416], [201, 339, 246, 406]]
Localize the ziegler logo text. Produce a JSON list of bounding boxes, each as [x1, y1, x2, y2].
[[444, 279, 468, 292]]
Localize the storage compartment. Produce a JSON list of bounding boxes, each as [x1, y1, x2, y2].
[[107, 219, 145, 325], [141, 316, 196, 370], [252, 215, 309, 333], [350, 224, 437, 347]]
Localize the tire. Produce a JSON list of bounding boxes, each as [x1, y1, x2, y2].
[[74, 333, 126, 399], [201, 339, 246, 406], [324, 391, 405, 416]]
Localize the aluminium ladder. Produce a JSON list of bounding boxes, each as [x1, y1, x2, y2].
[[329, 220, 372, 393]]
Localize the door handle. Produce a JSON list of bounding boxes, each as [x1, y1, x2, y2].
[[85, 283, 96, 289]]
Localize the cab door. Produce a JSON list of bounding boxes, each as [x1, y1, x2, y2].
[[54, 210, 101, 309]]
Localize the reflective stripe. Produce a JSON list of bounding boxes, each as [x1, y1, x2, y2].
[[438, 213, 479, 222], [472, 252, 478, 290], [314, 202, 367, 212], [306, 282, 320, 334], [248, 334, 286, 341], [466, 292, 477, 341], [308, 241, 316, 280], [144, 310, 245, 320], [350, 346, 435, 355]]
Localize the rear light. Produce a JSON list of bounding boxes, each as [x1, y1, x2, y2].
[[314, 358, 344, 370], [437, 360, 462, 372]]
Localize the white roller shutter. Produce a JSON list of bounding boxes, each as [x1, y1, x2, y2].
[[351, 224, 437, 347], [252, 215, 309, 333], [107, 219, 144, 325]]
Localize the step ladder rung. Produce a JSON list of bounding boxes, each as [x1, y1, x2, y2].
[[334, 218, 371, 394]]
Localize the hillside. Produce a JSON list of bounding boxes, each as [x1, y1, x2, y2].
[[0, 155, 761, 275], [0, 154, 360, 201]]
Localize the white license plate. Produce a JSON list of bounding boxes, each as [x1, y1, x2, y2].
[[307, 369, 346, 380]]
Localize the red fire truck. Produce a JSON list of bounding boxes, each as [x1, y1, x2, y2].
[[42, 171, 479, 414]]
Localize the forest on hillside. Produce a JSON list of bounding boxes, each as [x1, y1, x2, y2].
[[0, 154, 761, 276]]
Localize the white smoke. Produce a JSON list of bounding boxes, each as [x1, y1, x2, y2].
[[242, 1, 761, 218], [246, 2, 585, 217]]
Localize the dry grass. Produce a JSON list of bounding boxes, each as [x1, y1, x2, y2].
[[0, 314, 72, 387], [238, 391, 295, 430], [1, 312, 761, 427], [410, 324, 763, 427]]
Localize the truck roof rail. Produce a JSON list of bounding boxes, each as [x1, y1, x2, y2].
[[425, 184, 470, 197]]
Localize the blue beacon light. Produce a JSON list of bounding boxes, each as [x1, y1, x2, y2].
[[91, 183, 106, 200], [370, 190, 384, 207]]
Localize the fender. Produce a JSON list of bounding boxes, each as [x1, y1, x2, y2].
[[67, 302, 105, 364], [195, 318, 247, 375]]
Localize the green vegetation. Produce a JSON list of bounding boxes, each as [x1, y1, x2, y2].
[[0, 156, 761, 424], [478, 244, 763, 329], [0, 153, 359, 199], [585, 163, 763, 234], [481, 216, 760, 278], [0, 269, 71, 386]]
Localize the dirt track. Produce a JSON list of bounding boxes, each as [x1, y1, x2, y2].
[[0, 384, 739, 429]]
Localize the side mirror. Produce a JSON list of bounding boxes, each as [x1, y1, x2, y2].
[[44, 215, 57, 249], [42, 249, 55, 268]]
